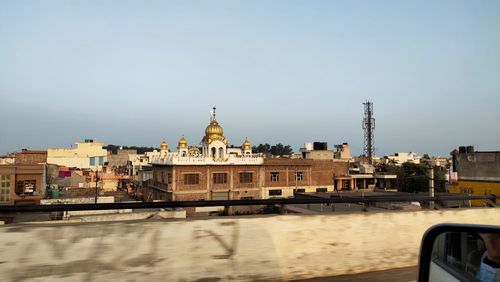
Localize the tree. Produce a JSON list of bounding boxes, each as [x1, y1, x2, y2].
[[397, 162, 428, 193], [252, 143, 293, 156]]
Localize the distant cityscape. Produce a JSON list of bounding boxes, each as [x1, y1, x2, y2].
[[0, 105, 498, 222]]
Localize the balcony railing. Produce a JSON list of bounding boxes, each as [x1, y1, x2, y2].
[[151, 154, 264, 165]]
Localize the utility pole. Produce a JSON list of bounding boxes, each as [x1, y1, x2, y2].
[[295, 167, 297, 193], [428, 166, 434, 210], [95, 168, 99, 204]]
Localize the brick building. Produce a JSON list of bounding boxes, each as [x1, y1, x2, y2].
[[149, 158, 349, 201], [146, 107, 349, 201], [0, 149, 47, 205]]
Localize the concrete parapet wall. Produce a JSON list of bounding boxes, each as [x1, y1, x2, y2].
[[0, 208, 498, 281], [41, 196, 115, 205]]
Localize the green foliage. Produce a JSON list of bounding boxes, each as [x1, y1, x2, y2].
[[398, 162, 429, 193], [252, 143, 293, 156], [434, 168, 447, 193], [377, 161, 431, 193]]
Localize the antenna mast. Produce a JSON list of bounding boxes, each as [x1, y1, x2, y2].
[[362, 100, 375, 162]]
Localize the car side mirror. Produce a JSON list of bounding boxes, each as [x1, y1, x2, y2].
[[418, 224, 500, 282]]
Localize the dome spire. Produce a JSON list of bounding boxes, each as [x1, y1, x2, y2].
[[210, 105, 217, 121], [202, 106, 227, 145]]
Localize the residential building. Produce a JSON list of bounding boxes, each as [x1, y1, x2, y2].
[[0, 164, 46, 205], [448, 146, 500, 206], [420, 156, 449, 168], [47, 139, 107, 170], [0, 149, 48, 205], [334, 143, 351, 160], [346, 163, 397, 190], [300, 142, 334, 160], [128, 153, 153, 181], [0, 153, 15, 165], [107, 148, 137, 168], [15, 149, 47, 165], [385, 152, 421, 165]]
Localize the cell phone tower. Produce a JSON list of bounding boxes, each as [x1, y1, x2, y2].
[[362, 100, 375, 162]]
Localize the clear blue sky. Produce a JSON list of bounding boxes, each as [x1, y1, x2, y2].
[[1, 0, 499, 156]]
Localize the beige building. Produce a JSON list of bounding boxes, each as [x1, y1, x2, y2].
[[47, 139, 107, 170], [0, 164, 46, 205], [385, 152, 421, 165], [0, 153, 15, 165]]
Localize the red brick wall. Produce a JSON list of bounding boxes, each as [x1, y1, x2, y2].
[[174, 193, 207, 201], [262, 159, 348, 187], [174, 165, 261, 191], [15, 151, 47, 165], [150, 159, 349, 201], [231, 189, 260, 200], [233, 166, 261, 189]]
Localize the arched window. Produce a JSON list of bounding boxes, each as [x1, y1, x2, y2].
[[211, 147, 217, 158], [219, 147, 224, 159]]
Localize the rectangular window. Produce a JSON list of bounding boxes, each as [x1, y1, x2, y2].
[[296, 171, 304, 181], [89, 157, 96, 166], [269, 189, 282, 196], [98, 156, 104, 166], [15, 180, 36, 195], [167, 173, 172, 184], [0, 175, 11, 202], [241, 196, 254, 200], [316, 187, 328, 192], [184, 174, 199, 185], [213, 173, 228, 184], [239, 172, 253, 183], [295, 188, 306, 193], [270, 172, 279, 182]]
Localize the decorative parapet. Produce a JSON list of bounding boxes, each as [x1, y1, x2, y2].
[[151, 154, 263, 165]]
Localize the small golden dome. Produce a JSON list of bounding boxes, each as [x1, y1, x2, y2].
[[178, 136, 188, 149], [160, 140, 169, 151], [242, 138, 251, 150]]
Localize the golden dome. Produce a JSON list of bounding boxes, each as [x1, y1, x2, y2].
[[178, 136, 188, 149], [242, 138, 251, 150], [202, 118, 227, 144], [205, 119, 224, 136], [160, 140, 169, 151]]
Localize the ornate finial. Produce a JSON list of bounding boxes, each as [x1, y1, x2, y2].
[[210, 106, 216, 121]]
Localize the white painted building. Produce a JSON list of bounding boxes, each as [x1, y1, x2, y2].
[[386, 152, 421, 166], [150, 107, 263, 166]]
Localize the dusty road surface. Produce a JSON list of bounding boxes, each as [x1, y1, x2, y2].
[[292, 266, 418, 282]]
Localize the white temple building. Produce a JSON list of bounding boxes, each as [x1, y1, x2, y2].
[[150, 107, 263, 166]]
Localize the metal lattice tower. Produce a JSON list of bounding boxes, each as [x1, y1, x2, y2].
[[362, 100, 375, 161]]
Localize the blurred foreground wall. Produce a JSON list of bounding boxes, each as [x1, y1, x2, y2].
[[0, 208, 498, 281]]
